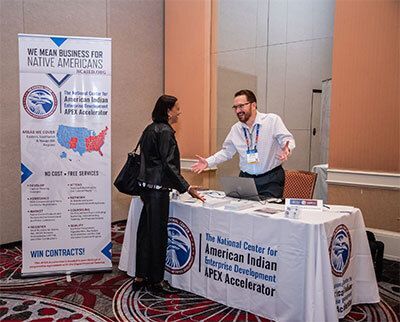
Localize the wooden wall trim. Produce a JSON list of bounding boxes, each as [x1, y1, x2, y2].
[[327, 168, 400, 189]]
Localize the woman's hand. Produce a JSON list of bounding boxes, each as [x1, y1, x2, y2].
[[188, 186, 205, 202]]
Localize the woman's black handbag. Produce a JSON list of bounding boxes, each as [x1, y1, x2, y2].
[[114, 139, 141, 196]]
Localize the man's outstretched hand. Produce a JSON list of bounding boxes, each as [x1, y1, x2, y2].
[[191, 155, 208, 174], [278, 142, 291, 162]]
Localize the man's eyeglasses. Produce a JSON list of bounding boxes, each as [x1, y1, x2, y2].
[[232, 102, 251, 110]]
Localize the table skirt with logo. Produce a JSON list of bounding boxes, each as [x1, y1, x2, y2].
[[119, 197, 379, 322]]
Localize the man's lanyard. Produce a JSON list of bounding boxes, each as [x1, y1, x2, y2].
[[242, 123, 260, 152]]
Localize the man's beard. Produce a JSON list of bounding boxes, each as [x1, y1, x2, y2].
[[236, 110, 251, 123]]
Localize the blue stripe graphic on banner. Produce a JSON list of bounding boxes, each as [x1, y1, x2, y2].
[[50, 37, 68, 47], [21, 163, 33, 183], [101, 242, 112, 260], [47, 73, 72, 87]]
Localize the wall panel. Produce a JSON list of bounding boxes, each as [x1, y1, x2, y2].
[[0, 0, 164, 243], [329, 185, 400, 232], [23, 0, 107, 36], [328, 0, 399, 233], [165, 0, 211, 159], [109, 0, 164, 222], [0, 0, 24, 244], [330, 1, 399, 172]]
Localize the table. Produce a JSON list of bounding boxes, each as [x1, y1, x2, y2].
[[119, 196, 379, 322]]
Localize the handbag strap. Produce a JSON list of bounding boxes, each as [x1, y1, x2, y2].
[[132, 134, 142, 153]]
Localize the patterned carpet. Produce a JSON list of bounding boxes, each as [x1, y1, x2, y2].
[[0, 222, 398, 321]]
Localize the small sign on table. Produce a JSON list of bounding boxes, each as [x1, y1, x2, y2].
[[284, 198, 323, 219]]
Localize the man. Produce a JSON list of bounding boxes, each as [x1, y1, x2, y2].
[[191, 89, 295, 199]]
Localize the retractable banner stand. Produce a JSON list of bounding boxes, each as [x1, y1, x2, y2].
[[19, 34, 112, 276]]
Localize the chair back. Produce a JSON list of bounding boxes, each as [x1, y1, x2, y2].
[[283, 170, 317, 199]]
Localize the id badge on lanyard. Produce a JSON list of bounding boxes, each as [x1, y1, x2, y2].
[[243, 124, 260, 164], [246, 149, 259, 164]]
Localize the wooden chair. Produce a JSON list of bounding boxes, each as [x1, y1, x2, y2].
[[283, 170, 317, 199]]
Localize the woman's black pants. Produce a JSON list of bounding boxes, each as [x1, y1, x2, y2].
[[135, 188, 170, 284]]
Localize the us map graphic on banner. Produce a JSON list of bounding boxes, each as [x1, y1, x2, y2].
[[19, 34, 112, 275]]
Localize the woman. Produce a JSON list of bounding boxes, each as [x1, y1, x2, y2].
[[133, 95, 204, 293]]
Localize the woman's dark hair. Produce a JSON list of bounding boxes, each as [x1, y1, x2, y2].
[[234, 89, 257, 103], [152, 95, 178, 123]]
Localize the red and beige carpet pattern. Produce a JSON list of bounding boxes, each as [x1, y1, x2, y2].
[[1, 222, 399, 321]]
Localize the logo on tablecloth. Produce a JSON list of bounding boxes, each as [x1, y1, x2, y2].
[[329, 224, 352, 277], [23, 85, 58, 119], [165, 217, 195, 274]]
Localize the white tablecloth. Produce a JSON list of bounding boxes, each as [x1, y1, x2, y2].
[[119, 197, 379, 322]]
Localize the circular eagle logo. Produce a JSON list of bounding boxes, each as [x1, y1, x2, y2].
[[23, 85, 57, 119], [329, 224, 352, 277], [165, 217, 195, 274]]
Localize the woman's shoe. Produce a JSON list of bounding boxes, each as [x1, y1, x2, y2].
[[131, 278, 147, 291], [148, 280, 179, 294]]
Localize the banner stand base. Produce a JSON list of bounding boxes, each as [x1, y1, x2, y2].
[[66, 273, 72, 282], [21, 267, 112, 278]]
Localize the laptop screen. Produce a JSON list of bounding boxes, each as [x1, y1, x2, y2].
[[220, 176, 261, 201]]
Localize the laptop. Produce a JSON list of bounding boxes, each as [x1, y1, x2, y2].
[[220, 176, 262, 201]]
